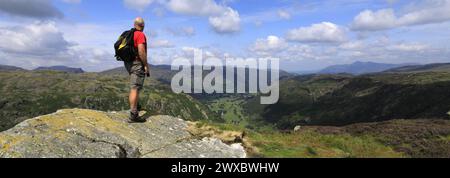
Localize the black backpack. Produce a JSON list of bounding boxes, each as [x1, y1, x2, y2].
[[114, 28, 137, 62]]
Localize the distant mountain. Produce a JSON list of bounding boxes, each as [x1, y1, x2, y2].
[[34, 66, 84, 74], [384, 63, 450, 73], [100, 64, 172, 75], [319, 61, 414, 75], [0, 65, 25, 71], [100, 65, 293, 84], [293, 70, 319, 75], [100, 65, 175, 84]]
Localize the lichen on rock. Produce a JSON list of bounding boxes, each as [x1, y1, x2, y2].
[[0, 109, 246, 158]]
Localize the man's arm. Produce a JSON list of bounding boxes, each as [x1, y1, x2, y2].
[[138, 44, 150, 76]]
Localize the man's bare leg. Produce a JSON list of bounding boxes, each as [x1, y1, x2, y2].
[[129, 88, 139, 112]]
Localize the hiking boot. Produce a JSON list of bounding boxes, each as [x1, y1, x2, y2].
[[129, 110, 146, 123]]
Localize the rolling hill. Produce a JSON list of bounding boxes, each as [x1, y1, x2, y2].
[[245, 72, 450, 128], [101, 65, 294, 88], [384, 63, 450, 73], [319, 61, 414, 75], [34, 66, 85, 74], [0, 65, 25, 71], [100, 64, 176, 84]]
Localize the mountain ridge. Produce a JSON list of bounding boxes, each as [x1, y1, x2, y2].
[[384, 63, 450, 73], [319, 61, 416, 75], [34, 66, 85, 74], [0, 65, 25, 71]]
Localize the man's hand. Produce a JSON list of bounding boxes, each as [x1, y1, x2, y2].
[[137, 43, 150, 77], [144, 65, 150, 77]]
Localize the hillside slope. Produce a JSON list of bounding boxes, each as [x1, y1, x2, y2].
[[101, 65, 293, 86], [384, 63, 450, 73], [100, 65, 176, 84], [319, 61, 413, 75], [0, 65, 25, 71], [34, 66, 85, 74], [245, 72, 450, 128], [0, 109, 245, 158]]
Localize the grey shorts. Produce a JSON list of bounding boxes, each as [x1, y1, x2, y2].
[[125, 60, 145, 90]]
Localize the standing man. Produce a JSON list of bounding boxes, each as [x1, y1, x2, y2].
[[125, 17, 150, 122]]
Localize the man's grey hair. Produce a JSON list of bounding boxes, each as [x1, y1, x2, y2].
[[134, 17, 145, 26]]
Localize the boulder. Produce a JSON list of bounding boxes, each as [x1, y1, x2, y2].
[[0, 109, 246, 158], [294, 125, 302, 132]]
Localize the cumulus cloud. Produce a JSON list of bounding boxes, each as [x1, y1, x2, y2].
[[0, 21, 72, 55], [0, 21, 123, 72], [166, 26, 195, 37], [123, 0, 154, 12], [164, 0, 241, 34], [386, 43, 429, 52], [246, 33, 445, 66], [336, 36, 438, 63], [351, 0, 450, 31], [177, 46, 229, 60], [278, 10, 291, 20], [248, 35, 326, 61], [286, 22, 346, 43], [166, 0, 224, 16], [0, 0, 63, 19], [149, 39, 175, 48], [250, 35, 288, 56], [351, 9, 398, 31], [122, 0, 241, 34], [208, 8, 241, 34], [62, 0, 81, 4]]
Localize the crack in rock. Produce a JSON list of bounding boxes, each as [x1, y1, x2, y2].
[[71, 131, 141, 158], [141, 136, 193, 157]]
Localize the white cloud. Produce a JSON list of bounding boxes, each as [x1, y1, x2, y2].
[[165, 0, 241, 34], [62, 0, 81, 4], [248, 35, 325, 61], [166, 0, 225, 16], [123, 0, 154, 12], [0, 21, 123, 72], [351, 9, 398, 31], [121, 0, 241, 34], [246, 33, 446, 66], [208, 8, 241, 34], [178, 46, 227, 59], [250, 35, 288, 56], [339, 41, 365, 50], [149, 39, 175, 48], [0, 21, 72, 55], [286, 22, 346, 43], [351, 0, 450, 31], [166, 26, 195, 37], [278, 10, 291, 20], [386, 43, 429, 52], [334, 36, 441, 64]]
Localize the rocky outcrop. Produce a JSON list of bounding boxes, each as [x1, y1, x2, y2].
[[0, 109, 246, 158]]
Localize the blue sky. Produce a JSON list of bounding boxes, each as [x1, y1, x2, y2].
[[0, 0, 450, 72]]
